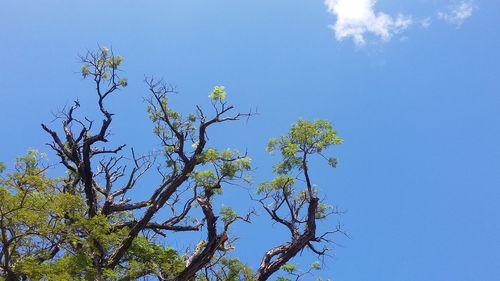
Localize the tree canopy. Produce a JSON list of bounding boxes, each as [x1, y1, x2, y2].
[[0, 48, 343, 281]]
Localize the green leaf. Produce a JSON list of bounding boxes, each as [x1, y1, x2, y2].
[[118, 77, 128, 87], [188, 113, 197, 122], [327, 157, 337, 168], [310, 261, 321, 270], [81, 64, 90, 77], [220, 205, 238, 224], [281, 263, 296, 273], [208, 86, 226, 100]]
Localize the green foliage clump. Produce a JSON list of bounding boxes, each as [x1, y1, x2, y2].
[[80, 46, 127, 89], [197, 257, 255, 281], [208, 86, 227, 100], [267, 119, 342, 174], [281, 263, 297, 273], [0, 151, 188, 280], [220, 205, 238, 224]]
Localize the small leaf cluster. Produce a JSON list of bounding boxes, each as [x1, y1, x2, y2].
[[267, 119, 342, 174], [208, 86, 227, 100], [194, 148, 252, 190], [220, 205, 238, 225], [197, 257, 255, 281], [277, 261, 329, 281], [80, 47, 128, 87]]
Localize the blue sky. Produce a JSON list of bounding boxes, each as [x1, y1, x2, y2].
[[1, 0, 500, 280]]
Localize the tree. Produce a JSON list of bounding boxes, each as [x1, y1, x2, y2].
[[0, 150, 85, 280], [0, 47, 344, 281]]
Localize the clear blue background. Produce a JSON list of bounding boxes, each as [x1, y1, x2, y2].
[[1, 1, 500, 280]]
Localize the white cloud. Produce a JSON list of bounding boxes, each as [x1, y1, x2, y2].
[[420, 18, 432, 29], [438, 1, 475, 27], [325, 0, 412, 46]]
